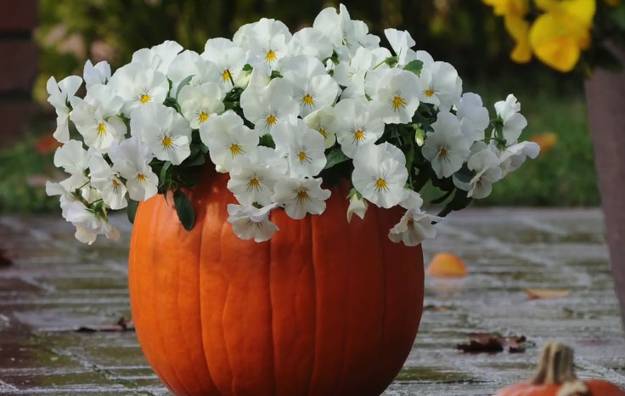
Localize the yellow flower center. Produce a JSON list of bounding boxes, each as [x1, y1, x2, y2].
[[302, 94, 315, 106], [392, 95, 407, 111], [374, 177, 389, 192], [438, 146, 448, 158], [425, 89, 435, 97], [112, 178, 122, 189], [137, 173, 146, 182], [140, 94, 151, 104], [353, 129, 366, 142], [198, 111, 209, 123], [266, 114, 278, 127], [161, 135, 174, 149], [222, 69, 233, 83], [229, 143, 244, 157], [265, 49, 277, 63], [296, 188, 309, 203], [96, 122, 107, 136], [247, 176, 262, 191], [297, 151, 309, 163], [318, 128, 328, 138]]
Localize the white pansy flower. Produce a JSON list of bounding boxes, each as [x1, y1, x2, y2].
[[333, 46, 391, 99], [367, 68, 420, 124], [494, 94, 528, 144], [46, 75, 82, 142], [199, 110, 259, 173], [83, 60, 111, 87], [384, 28, 418, 66], [109, 63, 169, 115], [272, 119, 326, 177], [130, 103, 192, 165], [279, 55, 339, 117], [228, 152, 283, 206], [70, 84, 126, 151], [287, 27, 333, 60], [313, 4, 380, 54], [464, 147, 503, 199], [352, 142, 408, 208], [234, 18, 291, 68], [178, 82, 226, 129], [53, 139, 89, 192], [88, 150, 128, 210], [202, 38, 248, 89], [227, 203, 278, 242], [272, 177, 331, 220], [131, 40, 183, 74], [346, 193, 368, 222], [240, 77, 299, 136], [499, 141, 540, 176], [167, 50, 221, 94], [303, 106, 337, 149], [333, 98, 384, 158], [400, 189, 424, 210], [388, 208, 437, 246], [108, 136, 158, 202], [417, 61, 462, 110], [60, 194, 120, 245], [456, 92, 490, 141], [422, 111, 471, 179]]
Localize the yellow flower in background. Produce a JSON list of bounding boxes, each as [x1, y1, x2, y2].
[[483, 0, 530, 16], [504, 16, 532, 63], [483, 0, 532, 62], [529, 0, 595, 72]]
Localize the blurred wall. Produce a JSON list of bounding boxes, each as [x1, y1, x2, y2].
[[0, 0, 38, 147]]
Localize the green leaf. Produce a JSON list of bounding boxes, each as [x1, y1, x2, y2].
[[175, 74, 194, 99], [127, 199, 139, 224], [174, 189, 196, 230], [324, 147, 349, 170], [242, 63, 253, 72], [159, 161, 171, 187], [404, 59, 423, 76], [259, 134, 275, 148], [270, 70, 283, 79], [383, 55, 398, 68]]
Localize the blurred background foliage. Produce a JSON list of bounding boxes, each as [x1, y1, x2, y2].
[[0, 0, 598, 213]]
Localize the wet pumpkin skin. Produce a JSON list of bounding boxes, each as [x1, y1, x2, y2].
[[129, 172, 424, 396]]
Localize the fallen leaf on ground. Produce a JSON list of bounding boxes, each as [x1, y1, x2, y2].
[[457, 333, 526, 353], [426, 253, 468, 278], [530, 132, 558, 154], [35, 134, 62, 154], [76, 317, 134, 333], [0, 249, 12, 267], [525, 288, 570, 300]]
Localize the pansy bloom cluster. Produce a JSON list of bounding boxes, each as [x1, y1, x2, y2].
[[46, 4, 539, 246]]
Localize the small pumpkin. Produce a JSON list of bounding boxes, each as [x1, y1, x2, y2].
[[496, 341, 625, 396], [129, 172, 424, 396]]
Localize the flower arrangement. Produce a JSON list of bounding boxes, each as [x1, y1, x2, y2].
[[46, 4, 539, 246], [484, 0, 625, 72]]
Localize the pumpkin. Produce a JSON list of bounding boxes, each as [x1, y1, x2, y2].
[[129, 171, 424, 396], [496, 342, 625, 396]]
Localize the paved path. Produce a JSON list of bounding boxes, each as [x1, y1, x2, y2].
[[0, 208, 624, 395]]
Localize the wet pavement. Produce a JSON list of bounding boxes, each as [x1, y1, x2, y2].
[[0, 208, 624, 395]]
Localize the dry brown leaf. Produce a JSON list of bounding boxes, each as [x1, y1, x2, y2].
[[457, 333, 527, 354], [525, 288, 570, 300]]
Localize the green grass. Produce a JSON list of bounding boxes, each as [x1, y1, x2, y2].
[[475, 80, 599, 206]]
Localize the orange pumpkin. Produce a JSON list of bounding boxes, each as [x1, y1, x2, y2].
[[129, 172, 424, 396], [496, 342, 625, 396]]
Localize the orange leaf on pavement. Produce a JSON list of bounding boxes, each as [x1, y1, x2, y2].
[[525, 288, 570, 300], [426, 253, 468, 278], [530, 132, 558, 154]]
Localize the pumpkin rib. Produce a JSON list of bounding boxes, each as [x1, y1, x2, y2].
[[153, 200, 195, 396], [304, 215, 318, 396], [373, 207, 390, 395], [219, 221, 236, 396], [192, 196, 220, 394], [147, 199, 189, 395], [334, 199, 352, 395], [266, 226, 279, 396], [129, 202, 172, 391]]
